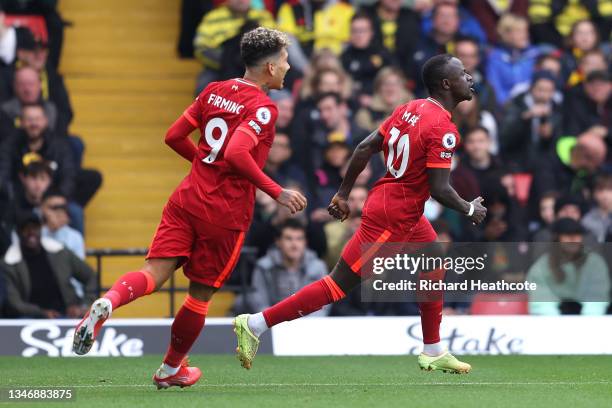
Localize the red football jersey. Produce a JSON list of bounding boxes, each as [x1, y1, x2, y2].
[[362, 97, 460, 233], [169, 78, 278, 231]]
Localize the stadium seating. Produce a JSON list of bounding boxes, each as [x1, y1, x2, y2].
[[58, 0, 237, 317]]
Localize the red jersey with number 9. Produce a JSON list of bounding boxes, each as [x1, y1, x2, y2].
[[362, 98, 460, 233], [169, 78, 278, 231]]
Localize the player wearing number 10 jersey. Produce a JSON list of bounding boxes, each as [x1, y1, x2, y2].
[[234, 54, 487, 373], [72, 28, 306, 389]]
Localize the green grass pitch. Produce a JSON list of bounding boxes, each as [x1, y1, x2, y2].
[[1, 355, 611, 408]]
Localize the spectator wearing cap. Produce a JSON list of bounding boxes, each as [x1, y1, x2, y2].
[[0, 66, 67, 138], [41, 189, 85, 260], [509, 53, 564, 105], [527, 218, 610, 316], [341, 12, 395, 106], [562, 70, 611, 142], [582, 174, 612, 243], [499, 70, 562, 171], [486, 13, 549, 107], [1, 213, 95, 318]]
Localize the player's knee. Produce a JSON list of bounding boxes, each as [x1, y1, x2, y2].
[[329, 259, 361, 294], [142, 258, 177, 290], [188, 281, 217, 302]]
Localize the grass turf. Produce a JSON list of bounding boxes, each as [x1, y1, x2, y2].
[[0, 355, 611, 408]]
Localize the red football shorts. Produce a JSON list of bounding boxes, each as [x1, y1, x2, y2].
[[147, 200, 245, 288], [341, 215, 437, 275]]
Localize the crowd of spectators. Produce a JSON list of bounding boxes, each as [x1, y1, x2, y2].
[[2, 1, 611, 319], [0, 1, 100, 317], [183, 0, 612, 317]]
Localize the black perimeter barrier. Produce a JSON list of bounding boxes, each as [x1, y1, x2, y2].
[[86, 247, 259, 317]]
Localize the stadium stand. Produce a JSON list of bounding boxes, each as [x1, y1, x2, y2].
[[0, 0, 610, 319]]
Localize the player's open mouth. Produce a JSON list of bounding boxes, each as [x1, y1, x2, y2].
[[469, 87, 475, 93]]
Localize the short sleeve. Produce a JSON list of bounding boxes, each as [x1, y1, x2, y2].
[[425, 124, 460, 169], [182, 98, 202, 128], [236, 103, 279, 145]]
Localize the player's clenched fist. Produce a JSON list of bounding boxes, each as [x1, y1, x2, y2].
[[276, 189, 307, 214], [469, 196, 487, 225], [328, 194, 350, 222]]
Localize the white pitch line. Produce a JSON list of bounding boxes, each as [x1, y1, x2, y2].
[[18, 381, 606, 389]]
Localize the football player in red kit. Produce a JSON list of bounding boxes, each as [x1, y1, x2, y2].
[[72, 27, 307, 388], [235, 54, 487, 373]]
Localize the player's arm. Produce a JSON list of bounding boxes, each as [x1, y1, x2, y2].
[[427, 167, 486, 225], [224, 128, 306, 214], [328, 129, 383, 221], [165, 106, 199, 162]]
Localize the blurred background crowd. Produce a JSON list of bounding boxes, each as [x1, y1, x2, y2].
[[0, 0, 611, 319]]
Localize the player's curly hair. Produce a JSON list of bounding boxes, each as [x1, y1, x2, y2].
[[421, 53, 454, 94], [240, 27, 290, 68]]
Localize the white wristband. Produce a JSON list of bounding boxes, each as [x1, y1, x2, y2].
[[467, 202, 475, 217]]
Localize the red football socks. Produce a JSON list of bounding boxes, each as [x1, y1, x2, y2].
[[163, 295, 209, 367], [103, 270, 156, 310], [263, 276, 345, 327], [418, 268, 445, 344], [418, 300, 443, 344]]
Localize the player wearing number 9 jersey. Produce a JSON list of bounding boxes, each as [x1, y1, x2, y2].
[[72, 28, 307, 389], [234, 54, 487, 374]]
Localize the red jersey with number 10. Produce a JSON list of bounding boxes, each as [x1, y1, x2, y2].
[[362, 98, 460, 233], [169, 78, 278, 231]]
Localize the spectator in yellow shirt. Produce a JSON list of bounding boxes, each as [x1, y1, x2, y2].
[[277, 0, 355, 64], [193, 0, 275, 93]]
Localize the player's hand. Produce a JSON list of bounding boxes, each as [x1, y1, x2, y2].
[[328, 194, 350, 221], [276, 189, 307, 214], [469, 196, 487, 225]]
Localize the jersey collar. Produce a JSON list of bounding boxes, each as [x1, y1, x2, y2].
[[426, 97, 452, 119], [235, 78, 260, 89]]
